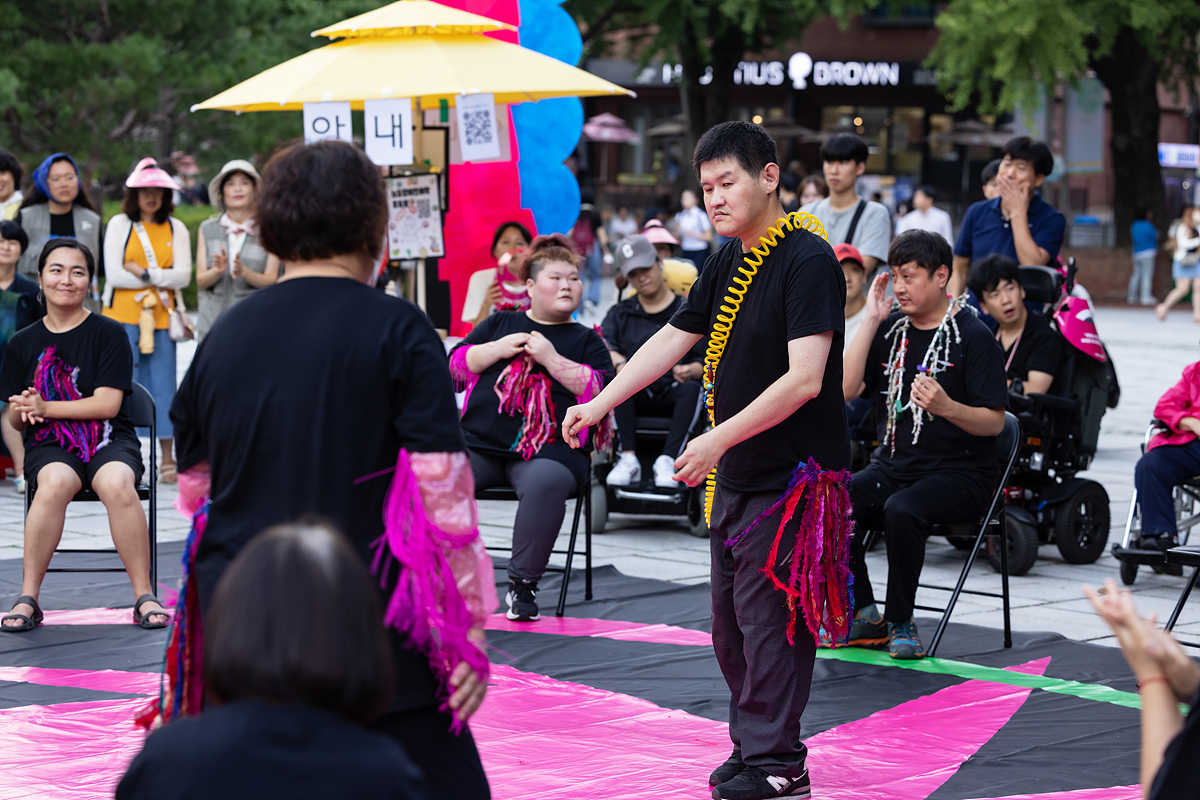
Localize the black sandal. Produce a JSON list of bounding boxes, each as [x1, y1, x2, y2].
[[133, 594, 169, 630], [1, 595, 43, 633]]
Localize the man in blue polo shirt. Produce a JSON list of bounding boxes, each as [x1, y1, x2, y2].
[[950, 137, 1065, 296]]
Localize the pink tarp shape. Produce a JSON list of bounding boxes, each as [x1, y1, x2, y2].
[[485, 613, 713, 646], [0, 666, 158, 695]]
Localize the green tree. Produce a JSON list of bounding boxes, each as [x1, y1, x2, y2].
[[0, 0, 376, 190], [928, 0, 1200, 243], [567, 0, 858, 187]]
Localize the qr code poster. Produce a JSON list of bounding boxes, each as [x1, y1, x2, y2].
[[455, 93, 502, 162], [387, 174, 445, 260]]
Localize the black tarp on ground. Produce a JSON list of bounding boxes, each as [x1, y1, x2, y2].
[[0, 550, 1144, 798]]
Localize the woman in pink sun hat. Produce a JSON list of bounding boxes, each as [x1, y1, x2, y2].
[[102, 157, 192, 484]]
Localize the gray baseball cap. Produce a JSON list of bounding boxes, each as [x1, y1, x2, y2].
[[615, 235, 658, 277]]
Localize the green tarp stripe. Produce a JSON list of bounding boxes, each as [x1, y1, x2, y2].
[[817, 647, 1147, 710]]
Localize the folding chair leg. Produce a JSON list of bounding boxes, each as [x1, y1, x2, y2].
[[929, 522, 990, 657], [999, 513, 1012, 649], [556, 491, 585, 617], [1165, 565, 1200, 633], [584, 479, 593, 601]]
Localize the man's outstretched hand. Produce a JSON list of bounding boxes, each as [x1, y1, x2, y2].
[[673, 429, 727, 487], [562, 401, 606, 448]]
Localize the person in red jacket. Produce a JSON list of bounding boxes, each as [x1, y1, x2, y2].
[[1134, 360, 1200, 552]]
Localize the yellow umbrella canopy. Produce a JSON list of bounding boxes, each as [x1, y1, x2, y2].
[[310, 0, 516, 39], [192, 0, 633, 112]]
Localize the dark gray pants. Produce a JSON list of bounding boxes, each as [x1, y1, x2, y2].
[[709, 487, 814, 778], [469, 451, 576, 583]]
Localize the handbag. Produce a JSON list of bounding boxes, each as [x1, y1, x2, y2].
[[133, 221, 194, 342]]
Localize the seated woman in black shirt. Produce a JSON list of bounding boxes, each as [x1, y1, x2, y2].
[[450, 234, 612, 622], [0, 240, 164, 631], [117, 522, 426, 800], [968, 254, 1063, 396], [600, 234, 704, 489]]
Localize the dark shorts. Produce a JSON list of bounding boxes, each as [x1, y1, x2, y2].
[[25, 433, 144, 492]]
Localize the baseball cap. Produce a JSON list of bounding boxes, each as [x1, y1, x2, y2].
[[615, 235, 659, 277], [833, 243, 864, 269]]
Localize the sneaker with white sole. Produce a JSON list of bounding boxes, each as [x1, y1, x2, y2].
[[505, 580, 540, 621], [652, 454, 679, 488], [12, 475, 25, 495], [607, 452, 641, 486], [713, 766, 810, 799]]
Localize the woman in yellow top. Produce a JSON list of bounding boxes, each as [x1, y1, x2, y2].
[[102, 158, 191, 483]]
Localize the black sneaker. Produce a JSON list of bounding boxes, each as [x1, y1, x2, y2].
[[712, 766, 810, 799], [709, 748, 745, 786], [505, 580, 540, 621], [887, 618, 926, 660], [846, 607, 888, 648], [1140, 536, 1183, 576]]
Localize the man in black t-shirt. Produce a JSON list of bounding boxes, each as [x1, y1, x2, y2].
[[967, 254, 1063, 396], [565, 122, 847, 800], [842, 230, 1008, 660], [601, 234, 704, 488]]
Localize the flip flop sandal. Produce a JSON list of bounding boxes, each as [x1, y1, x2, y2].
[[133, 593, 169, 630], [1, 594, 43, 633], [159, 463, 178, 484]]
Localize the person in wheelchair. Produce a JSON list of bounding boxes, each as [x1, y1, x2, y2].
[[602, 234, 704, 488], [967, 254, 1063, 397], [0, 240, 163, 632], [1132, 360, 1200, 556], [841, 230, 1008, 659], [449, 234, 612, 622]]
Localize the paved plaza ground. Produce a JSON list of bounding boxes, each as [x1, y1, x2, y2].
[[2, 304, 1198, 650]]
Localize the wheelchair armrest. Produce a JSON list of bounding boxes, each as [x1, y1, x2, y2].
[[1025, 392, 1077, 413]]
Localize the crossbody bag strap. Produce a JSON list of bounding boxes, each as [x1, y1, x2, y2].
[[843, 199, 867, 245]]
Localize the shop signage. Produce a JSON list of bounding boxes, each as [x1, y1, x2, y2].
[[1159, 142, 1200, 169], [649, 52, 903, 90]]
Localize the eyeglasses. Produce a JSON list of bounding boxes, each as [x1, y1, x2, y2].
[[48, 174, 77, 185]]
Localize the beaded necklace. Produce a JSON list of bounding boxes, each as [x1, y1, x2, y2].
[[701, 210, 828, 524], [881, 295, 969, 454]]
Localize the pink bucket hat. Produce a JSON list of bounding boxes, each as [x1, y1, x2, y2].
[[641, 219, 679, 247], [125, 157, 178, 190]]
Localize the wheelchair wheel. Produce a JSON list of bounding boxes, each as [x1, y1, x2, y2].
[[590, 482, 608, 535], [988, 512, 1039, 576], [1119, 558, 1138, 586], [1053, 482, 1110, 564]]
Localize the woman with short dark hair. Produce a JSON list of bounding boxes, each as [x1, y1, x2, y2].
[[102, 158, 192, 484], [15, 153, 101, 285], [117, 522, 426, 800], [450, 234, 613, 621], [0, 239, 163, 632], [169, 140, 493, 799]]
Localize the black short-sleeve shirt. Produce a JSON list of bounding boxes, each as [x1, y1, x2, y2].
[[601, 294, 703, 392], [0, 313, 135, 449], [451, 311, 612, 479], [670, 231, 850, 492], [1000, 312, 1063, 387], [862, 308, 1008, 480], [170, 278, 464, 710]]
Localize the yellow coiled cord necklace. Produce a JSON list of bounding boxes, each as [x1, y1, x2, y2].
[[701, 210, 829, 525]]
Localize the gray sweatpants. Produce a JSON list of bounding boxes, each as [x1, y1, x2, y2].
[[709, 486, 815, 778], [469, 451, 576, 583]]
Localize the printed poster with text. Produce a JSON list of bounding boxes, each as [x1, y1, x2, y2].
[[387, 174, 445, 260]]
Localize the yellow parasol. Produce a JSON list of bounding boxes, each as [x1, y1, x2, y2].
[[192, 0, 633, 112]]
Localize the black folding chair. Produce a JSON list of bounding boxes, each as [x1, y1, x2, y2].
[[26, 382, 158, 590], [1163, 546, 1200, 649], [478, 470, 593, 617], [865, 411, 1019, 657]]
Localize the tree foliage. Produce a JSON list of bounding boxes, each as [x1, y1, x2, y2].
[[0, 0, 377, 187]]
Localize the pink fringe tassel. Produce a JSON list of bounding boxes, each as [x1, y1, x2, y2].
[[493, 354, 556, 460], [371, 449, 489, 732]]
